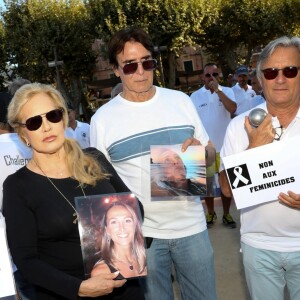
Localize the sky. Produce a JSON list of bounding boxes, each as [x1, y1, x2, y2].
[[0, 1, 5, 10]]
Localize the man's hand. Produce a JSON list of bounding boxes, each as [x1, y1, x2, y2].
[[244, 114, 274, 149], [278, 191, 300, 210], [181, 138, 216, 168], [207, 76, 219, 92], [181, 137, 201, 152]]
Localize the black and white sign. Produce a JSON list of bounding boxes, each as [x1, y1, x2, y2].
[[222, 135, 300, 209]]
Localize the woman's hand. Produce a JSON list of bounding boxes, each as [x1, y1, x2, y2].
[[278, 191, 300, 210], [78, 271, 126, 297]]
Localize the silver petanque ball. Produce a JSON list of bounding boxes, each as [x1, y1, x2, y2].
[[248, 108, 267, 127]]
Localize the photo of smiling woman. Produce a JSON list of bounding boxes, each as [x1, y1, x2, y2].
[[89, 196, 147, 280]]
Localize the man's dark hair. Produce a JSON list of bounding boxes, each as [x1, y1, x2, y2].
[[108, 28, 154, 69], [204, 63, 217, 69]]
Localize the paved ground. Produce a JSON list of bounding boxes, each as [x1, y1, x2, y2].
[[205, 199, 251, 300], [173, 198, 251, 300], [174, 198, 250, 300], [173, 198, 290, 300]]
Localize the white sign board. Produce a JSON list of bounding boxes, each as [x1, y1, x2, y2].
[[222, 135, 300, 209], [0, 214, 16, 299]]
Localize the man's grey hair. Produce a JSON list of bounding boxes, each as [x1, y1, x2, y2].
[[8, 78, 31, 96], [256, 36, 300, 81]]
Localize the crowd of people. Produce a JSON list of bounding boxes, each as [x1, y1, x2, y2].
[[0, 27, 299, 300]]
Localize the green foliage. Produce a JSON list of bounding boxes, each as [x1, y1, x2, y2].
[[2, 0, 97, 104], [86, 0, 207, 87], [0, 0, 299, 93], [194, 0, 300, 76]]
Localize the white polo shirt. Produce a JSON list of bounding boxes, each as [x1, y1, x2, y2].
[[0, 133, 32, 210], [221, 102, 300, 252], [190, 85, 236, 152], [65, 121, 90, 149], [232, 83, 257, 115]]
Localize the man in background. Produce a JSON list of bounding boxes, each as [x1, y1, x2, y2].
[[191, 63, 237, 228], [65, 102, 90, 148], [232, 65, 257, 116]]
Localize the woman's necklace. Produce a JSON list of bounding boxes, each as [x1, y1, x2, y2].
[[113, 250, 134, 271], [33, 159, 86, 224]]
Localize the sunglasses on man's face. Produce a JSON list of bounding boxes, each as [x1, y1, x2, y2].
[[204, 72, 219, 78], [16, 108, 64, 131], [120, 59, 157, 75], [261, 66, 300, 80]]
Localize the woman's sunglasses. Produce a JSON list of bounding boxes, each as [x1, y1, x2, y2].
[[261, 66, 300, 80], [15, 108, 64, 131], [120, 59, 157, 75]]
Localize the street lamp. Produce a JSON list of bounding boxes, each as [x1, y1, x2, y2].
[[48, 47, 64, 91], [154, 45, 167, 87]]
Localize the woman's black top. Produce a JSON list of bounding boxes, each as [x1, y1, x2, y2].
[[3, 148, 144, 300]]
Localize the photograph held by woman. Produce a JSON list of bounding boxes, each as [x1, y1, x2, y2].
[[2, 83, 144, 300], [91, 202, 147, 279]]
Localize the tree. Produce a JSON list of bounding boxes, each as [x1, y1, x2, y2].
[[195, 0, 300, 77], [0, 20, 10, 89], [2, 0, 97, 110]]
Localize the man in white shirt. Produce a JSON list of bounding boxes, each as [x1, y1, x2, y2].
[[65, 102, 90, 148], [90, 27, 217, 300], [220, 36, 300, 300], [0, 88, 35, 300], [232, 65, 257, 115], [191, 63, 237, 228]]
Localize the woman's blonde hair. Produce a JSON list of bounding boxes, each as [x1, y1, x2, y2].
[[7, 82, 108, 186]]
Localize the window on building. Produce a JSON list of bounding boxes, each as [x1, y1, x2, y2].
[[184, 60, 193, 73]]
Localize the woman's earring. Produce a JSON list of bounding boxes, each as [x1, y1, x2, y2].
[[26, 141, 31, 147]]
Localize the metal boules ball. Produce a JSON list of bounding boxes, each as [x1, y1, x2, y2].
[[248, 108, 267, 127]]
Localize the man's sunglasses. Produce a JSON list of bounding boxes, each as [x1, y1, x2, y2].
[[261, 66, 300, 80], [120, 59, 157, 75], [204, 72, 219, 78], [15, 108, 64, 131]]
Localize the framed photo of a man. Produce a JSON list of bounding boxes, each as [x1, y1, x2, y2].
[[75, 192, 147, 280], [150, 144, 207, 200]]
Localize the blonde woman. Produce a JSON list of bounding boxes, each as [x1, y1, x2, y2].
[[3, 83, 144, 300]]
